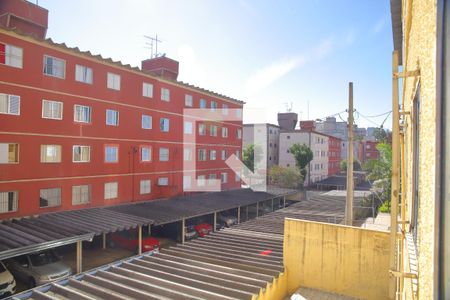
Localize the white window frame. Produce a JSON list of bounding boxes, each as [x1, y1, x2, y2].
[[0, 143, 19, 164], [183, 175, 192, 189], [72, 185, 90, 205], [159, 147, 169, 161], [211, 101, 217, 112], [107, 72, 121, 90], [185, 94, 193, 107], [221, 150, 227, 160], [39, 188, 61, 208], [222, 127, 228, 138], [42, 100, 62, 120], [105, 146, 118, 163], [221, 172, 228, 184], [75, 64, 93, 84], [197, 175, 206, 187], [210, 125, 218, 137], [235, 171, 241, 182], [74, 104, 91, 123], [104, 182, 118, 200], [1, 43, 23, 68], [140, 180, 151, 194], [141, 146, 152, 162], [106, 109, 119, 126], [160, 118, 170, 132], [200, 99, 207, 109], [236, 128, 242, 139], [198, 149, 207, 161], [43, 55, 66, 79], [161, 88, 170, 102], [158, 177, 169, 186], [222, 104, 228, 115], [0, 94, 20, 115], [72, 145, 90, 162], [0, 191, 18, 213], [142, 115, 152, 129], [184, 121, 193, 134], [198, 123, 206, 135], [143, 82, 154, 98], [40, 145, 62, 163], [184, 148, 192, 161], [208, 174, 217, 185], [210, 150, 216, 160]]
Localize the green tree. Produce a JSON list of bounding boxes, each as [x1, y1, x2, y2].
[[364, 143, 392, 211], [340, 159, 362, 171], [242, 144, 263, 172], [268, 166, 303, 189], [373, 127, 388, 142], [289, 143, 313, 180]]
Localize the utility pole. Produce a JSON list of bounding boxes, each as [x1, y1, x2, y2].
[[345, 82, 354, 226]]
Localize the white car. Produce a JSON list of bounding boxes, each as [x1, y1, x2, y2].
[[0, 261, 15, 298]]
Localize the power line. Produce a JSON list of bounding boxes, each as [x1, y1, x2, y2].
[[357, 110, 392, 118]]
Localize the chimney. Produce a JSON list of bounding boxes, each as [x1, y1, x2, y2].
[[141, 56, 179, 80], [277, 112, 298, 130], [0, 0, 48, 39], [300, 120, 316, 131]]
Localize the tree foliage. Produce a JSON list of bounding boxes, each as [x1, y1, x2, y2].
[[373, 127, 388, 142], [242, 144, 263, 172], [268, 166, 303, 189], [289, 143, 313, 179]]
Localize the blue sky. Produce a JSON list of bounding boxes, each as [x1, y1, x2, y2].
[[38, 0, 393, 129]]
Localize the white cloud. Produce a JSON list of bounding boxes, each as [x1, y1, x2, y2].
[[244, 56, 306, 96], [176, 44, 206, 84], [316, 37, 334, 59]]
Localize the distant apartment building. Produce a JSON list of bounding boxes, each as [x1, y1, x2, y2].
[[358, 140, 380, 162], [277, 117, 341, 186], [243, 123, 280, 171], [0, 0, 243, 219]]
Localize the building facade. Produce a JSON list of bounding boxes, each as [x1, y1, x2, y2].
[[243, 123, 280, 171], [0, 1, 243, 219], [357, 140, 380, 163]]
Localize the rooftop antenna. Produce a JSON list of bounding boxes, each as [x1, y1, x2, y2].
[[283, 102, 293, 112], [144, 34, 163, 58], [307, 100, 310, 120]]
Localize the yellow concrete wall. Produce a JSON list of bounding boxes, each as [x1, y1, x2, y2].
[[257, 271, 289, 300], [401, 0, 437, 299], [284, 218, 390, 300]]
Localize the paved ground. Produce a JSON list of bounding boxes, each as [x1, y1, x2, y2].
[[287, 287, 358, 300], [360, 212, 391, 231]]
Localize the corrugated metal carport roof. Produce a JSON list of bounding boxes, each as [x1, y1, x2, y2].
[[107, 188, 291, 225], [0, 208, 154, 260]]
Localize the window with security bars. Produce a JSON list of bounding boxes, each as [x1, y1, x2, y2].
[[0, 43, 23, 68], [0, 93, 20, 115], [73, 145, 90, 162], [210, 125, 217, 137], [39, 188, 61, 208], [198, 149, 207, 161], [104, 182, 118, 200], [0, 143, 18, 163], [42, 100, 62, 120], [140, 180, 151, 194], [74, 105, 91, 123], [75, 65, 93, 84], [41, 145, 61, 163], [0, 191, 18, 213], [72, 185, 90, 205], [43, 55, 65, 78]]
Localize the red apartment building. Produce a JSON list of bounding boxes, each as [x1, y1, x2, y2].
[[327, 135, 341, 176], [358, 140, 380, 163], [0, 0, 244, 219]]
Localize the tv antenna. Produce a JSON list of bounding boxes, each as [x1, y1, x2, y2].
[[144, 34, 163, 58], [284, 102, 293, 112]]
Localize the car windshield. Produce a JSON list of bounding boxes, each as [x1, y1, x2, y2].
[[29, 251, 59, 267], [0, 262, 5, 273]]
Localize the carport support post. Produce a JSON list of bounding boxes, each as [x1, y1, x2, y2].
[[138, 225, 142, 255], [283, 196, 286, 207], [214, 212, 217, 232], [102, 233, 106, 250], [271, 198, 274, 212], [181, 218, 186, 244], [256, 202, 259, 218], [246, 206, 249, 220], [76, 241, 82, 274], [237, 206, 241, 224]]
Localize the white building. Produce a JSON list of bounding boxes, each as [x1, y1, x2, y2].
[[243, 123, 280, 171], [278, 130, 330, 185]]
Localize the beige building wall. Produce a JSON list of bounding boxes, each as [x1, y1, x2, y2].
[[401, 0, 437, 298]]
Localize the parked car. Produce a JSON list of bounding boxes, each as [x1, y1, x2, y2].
[[0, 261, 15, 298], [185, 225, 198, 240], [6, 250, 72, 288], [194, 223, 213, 237], [218, 214, 238, 227], [109, 230, 160, 252]]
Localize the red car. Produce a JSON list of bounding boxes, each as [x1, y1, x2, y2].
[[194, 223, 213, 237], [109, 230, 160, 252]]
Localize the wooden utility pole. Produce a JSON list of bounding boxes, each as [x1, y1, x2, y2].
[[345, 82, 354, 226]]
